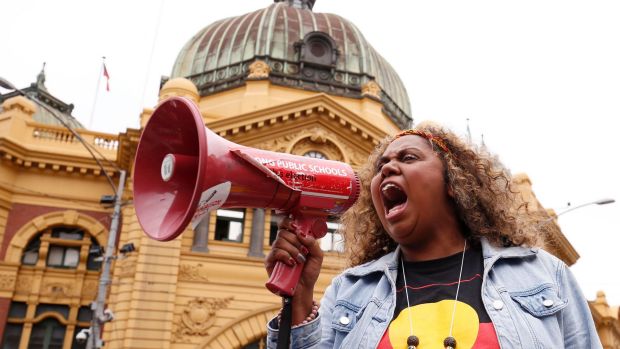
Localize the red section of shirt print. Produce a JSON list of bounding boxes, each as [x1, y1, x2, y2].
[[471, 322, 500, 348], [376, 328, 393, 349]]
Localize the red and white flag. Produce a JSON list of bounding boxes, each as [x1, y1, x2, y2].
[[103, 63, 110, 91]]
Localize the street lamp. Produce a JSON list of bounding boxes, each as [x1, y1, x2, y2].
[[1, 77, 125, 349], [555, 198, 615, 218], [536, 198, 615, 230]]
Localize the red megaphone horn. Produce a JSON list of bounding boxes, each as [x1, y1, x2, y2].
[[133, 97, 360, 296]]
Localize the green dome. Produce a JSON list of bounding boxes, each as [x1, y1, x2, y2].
[[171, 1, 411, 128]]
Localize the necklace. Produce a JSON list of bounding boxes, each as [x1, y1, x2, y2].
[[400, 240, 467, 349]]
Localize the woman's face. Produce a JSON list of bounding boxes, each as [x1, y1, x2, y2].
[[370, 135, 453, 246]]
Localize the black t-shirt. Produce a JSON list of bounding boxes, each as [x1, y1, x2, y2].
[[377, 245, 500, 348]]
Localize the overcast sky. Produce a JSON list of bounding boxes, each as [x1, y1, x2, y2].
[[2, 0, 619, 305]]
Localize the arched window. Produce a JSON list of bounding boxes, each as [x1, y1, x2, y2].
[[20, 226, 102, 271], [303, 150, 328, 160], [29, 317, 65, 349], [1, 302, 92, 349]]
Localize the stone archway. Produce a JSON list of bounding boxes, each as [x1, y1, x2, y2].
[[287, 127, 346, 162], [198, 304, 280, 349], [4, 209, 108, 263]]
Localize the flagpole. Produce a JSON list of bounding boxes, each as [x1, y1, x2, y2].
[[89, 57, 105, 129]]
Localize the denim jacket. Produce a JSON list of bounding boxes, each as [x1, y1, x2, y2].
[[267, 239, 602, 348]]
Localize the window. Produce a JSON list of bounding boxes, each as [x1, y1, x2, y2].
[[21, 234, 41, 265], [47, 245, 80, 268], [297, 32, 339, 68], [320, 221, 344, 252], [1, 323, 23, 349], [269, 211, 282, 246], [1, 302, 26, 348], [1, 302, 91, 349], [86, 238, 103, 271], [214, 209, 245, 242], [8, 302, 27, 318], [71, 326, 88, 349], [51, 227, 83, 240], [21, 226, 101, 270], [303, 151, 327, 160], [36, 304, 70, 319], [29, 317, 65, 349], [77, 306, 92, 322]]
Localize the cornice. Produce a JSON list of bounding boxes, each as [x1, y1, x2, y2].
[[117, 128, 142, 173], [0, 138, 118, 177], [206, 93, 391, 145]]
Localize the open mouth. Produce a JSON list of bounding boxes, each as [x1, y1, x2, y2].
[[381, 182, 408, 217]]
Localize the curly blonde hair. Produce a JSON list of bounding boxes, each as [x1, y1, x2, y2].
[[341, 121, 550, 267]]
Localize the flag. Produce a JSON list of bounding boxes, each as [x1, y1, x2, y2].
[[103, 63, 110, 92]]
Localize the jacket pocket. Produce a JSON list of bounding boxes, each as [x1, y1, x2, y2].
[[509, 283, 567, 317], [330, 301, 363, 333]]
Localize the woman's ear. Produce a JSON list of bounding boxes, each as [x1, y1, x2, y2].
[[447, 184, 455, 198]]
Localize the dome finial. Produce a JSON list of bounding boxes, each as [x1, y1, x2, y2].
[[274, 0, 315, 10], [36, 62, 47, 91]]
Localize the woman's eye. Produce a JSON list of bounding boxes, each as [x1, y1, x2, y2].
[[375, 162, 385, 173], [402, 154, 418, 161]]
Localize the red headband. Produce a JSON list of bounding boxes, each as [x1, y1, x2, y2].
[[393, 129, 450, 154]]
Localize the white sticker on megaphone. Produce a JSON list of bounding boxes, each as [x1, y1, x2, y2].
[[191, 181, 231, 229]]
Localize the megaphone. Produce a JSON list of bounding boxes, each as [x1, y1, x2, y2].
[[133, 96, 360, 296]]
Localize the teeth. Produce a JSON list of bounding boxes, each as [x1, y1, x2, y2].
[[381, 183, 400, 193]]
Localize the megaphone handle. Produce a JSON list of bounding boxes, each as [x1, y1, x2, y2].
[[265, 215, 327, 297], [266, 261, 304, 297]]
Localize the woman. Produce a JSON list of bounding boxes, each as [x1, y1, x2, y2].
[[265, 122, 602, 348]]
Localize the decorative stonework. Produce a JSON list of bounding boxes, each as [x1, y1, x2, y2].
[[82, 280, 98, 298], [173, 297, 234, 342], [15, 276, 32, 294], [248, 60, 271, 80], [253, 126, 364, 163], [340, 143, 369, 167], [361, 80, 381, 99], [0, 273, 16, 290], [290, 137, 344, 162], [178, 263, 209, 282], [253, 133, 296, 153], [43, 282, 73, 299]]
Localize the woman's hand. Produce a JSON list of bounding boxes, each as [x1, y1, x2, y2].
[[265, 215, 324, 324]]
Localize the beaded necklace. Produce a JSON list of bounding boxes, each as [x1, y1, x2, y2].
[[400, 240, 467, 349]]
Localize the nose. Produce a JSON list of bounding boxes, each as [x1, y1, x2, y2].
[[380, 159, 400, 177]]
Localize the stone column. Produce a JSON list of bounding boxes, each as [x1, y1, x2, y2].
[[191, 215, 210, 253], [247, 208, 265, 257]]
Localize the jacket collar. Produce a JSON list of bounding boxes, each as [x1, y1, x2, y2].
[[344, 238, 538, 278], [480, 238, 539, 260]]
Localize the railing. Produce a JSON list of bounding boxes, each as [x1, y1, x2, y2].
[[33, 127, 77, 144], [27, 121, 119, 158]]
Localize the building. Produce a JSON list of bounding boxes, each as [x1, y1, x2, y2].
[[1, 1, 618, 348]]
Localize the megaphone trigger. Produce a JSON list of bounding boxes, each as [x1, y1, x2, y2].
[[310, 218, 328, 239]]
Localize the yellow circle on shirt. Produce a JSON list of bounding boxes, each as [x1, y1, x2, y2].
[[388, 300, 479, 349]]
